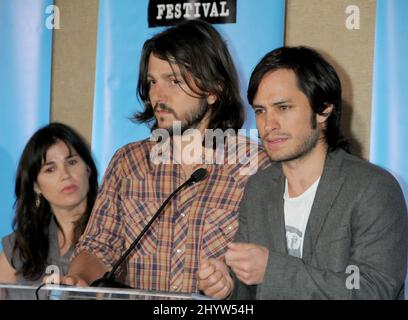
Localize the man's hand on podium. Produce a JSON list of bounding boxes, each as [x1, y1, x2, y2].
[[197, 258, 233, 299], [61, 275, 90, 287], [41, 273, 89, 287]]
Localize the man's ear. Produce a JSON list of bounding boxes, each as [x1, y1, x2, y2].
[[206, 94, 218, 106], [317, 104, 334, 125]]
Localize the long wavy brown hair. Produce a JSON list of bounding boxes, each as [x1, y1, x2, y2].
[[134, 20, 245, 132]]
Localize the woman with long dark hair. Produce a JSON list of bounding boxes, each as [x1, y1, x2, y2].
[[0, 123, 98, 297]]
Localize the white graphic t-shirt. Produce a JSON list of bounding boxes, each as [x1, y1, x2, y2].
[[284, 177, 320, 258]]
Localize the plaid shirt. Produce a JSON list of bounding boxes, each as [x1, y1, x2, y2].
[[75, 137, 270, 293]]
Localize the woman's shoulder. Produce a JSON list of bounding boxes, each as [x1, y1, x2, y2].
[[1, 232, 21, 271], [1, 232, 16, 259]]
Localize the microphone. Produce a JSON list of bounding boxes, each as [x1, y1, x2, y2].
[[90, 168, 208, 288]]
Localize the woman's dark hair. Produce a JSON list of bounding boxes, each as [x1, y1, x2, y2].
[[134, 19, 245, 132], [12, 122, 98, 280], [248, 46, 350, 152]]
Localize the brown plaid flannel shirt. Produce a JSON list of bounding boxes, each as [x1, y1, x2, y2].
[[75, 137, 270, 292]]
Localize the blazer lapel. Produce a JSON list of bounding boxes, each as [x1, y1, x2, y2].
[[266, 169, 287, 254], [302, 150, 345, 264]]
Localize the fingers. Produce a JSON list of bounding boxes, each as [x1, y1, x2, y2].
[[199, 269, 232, 299], [224, 258, 252, 285], [203, 270, 232, 299], [225, 242, 263, 265], [62, 276, 76, 286], [225, 243, 269, 286], [225, 243, 248, 267], [42, 274, 60, 285], [61, 275, 89, 287], [197, 259, 232, 299], [197, 259, 215, 280], [227, 242, 254, 252]]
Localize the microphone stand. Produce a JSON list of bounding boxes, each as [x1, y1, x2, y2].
[[90, 169, 207, 288]]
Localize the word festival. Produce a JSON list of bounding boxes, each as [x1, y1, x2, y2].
[[156, 1, 231, 20], [148, 0, 236, 27]]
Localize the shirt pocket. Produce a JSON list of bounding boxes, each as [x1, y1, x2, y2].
[[201, 208, 239, 259], [121, 197, 160, 257]]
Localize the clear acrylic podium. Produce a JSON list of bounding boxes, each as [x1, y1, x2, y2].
[[0, 283, 211, 300]]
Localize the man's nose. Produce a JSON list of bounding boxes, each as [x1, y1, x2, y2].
[[150, 81, 167, 105], [263, 110, 280, 133]]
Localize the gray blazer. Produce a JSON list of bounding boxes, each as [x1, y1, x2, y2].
[[230, 149, 408, 299]]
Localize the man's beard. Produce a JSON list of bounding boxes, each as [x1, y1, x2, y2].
[[262, 110, 322, 163], [273, 128, 319, 163], [153, 100, 209, 136]]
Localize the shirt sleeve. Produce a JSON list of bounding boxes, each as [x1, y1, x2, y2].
[[73, 147, 127, 270]]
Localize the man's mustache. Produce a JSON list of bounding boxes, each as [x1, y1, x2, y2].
[[153, 103, 176, 116]]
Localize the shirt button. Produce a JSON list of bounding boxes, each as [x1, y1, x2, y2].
[[176, 249, 182, 254], [180, 213, 185, 217], [172, 285, 178, 290], [227, 225, 233, 231]]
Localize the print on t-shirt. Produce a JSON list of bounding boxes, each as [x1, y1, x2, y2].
[[285, 225, 303, 258]]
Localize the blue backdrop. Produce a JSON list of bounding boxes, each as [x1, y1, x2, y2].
[[92, 0, 286, 175], [370, 0, 408, 297], [0, 0, 53, 249]]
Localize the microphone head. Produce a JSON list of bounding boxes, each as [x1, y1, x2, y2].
[[190, 168, 208, 183]]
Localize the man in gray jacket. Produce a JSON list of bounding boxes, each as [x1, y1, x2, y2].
[[197, 46, 408, 299]]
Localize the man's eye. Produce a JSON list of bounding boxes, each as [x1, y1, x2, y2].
[[254, 108, 264, 115], [170, 79, 181, 85], [279, 105, 290, 111], [68, 159, 78, 166]]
